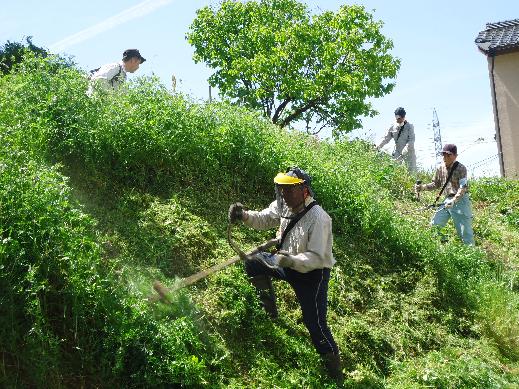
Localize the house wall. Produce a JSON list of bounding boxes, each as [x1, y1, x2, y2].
[[489, 52, 519, 178]]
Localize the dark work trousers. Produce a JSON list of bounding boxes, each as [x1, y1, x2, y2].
[[245, 252, 339, 355]]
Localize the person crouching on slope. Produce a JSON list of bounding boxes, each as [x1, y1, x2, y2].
[[88, 49, 146, 94], [228, 167, 343, 383]]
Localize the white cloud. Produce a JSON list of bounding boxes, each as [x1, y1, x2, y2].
[[49, 0, 173, 52]]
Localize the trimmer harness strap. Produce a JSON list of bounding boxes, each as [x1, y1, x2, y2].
[[434, 161, 459, 204], [276, 201, 318, 250]]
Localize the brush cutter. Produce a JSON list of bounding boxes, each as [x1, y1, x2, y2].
[[409, 181, 452, 213], [400, 201, 446, 215], [417, 202, 445, 212], [415, 180, 422, 201], [150, 224, 278, 303]]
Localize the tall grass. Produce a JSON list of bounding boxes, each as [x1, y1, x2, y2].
[[1, 55, 518, 387]]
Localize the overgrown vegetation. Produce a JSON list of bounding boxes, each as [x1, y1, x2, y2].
[[1, 56, 518, 387]]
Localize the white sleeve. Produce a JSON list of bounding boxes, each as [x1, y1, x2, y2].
[[244, 201, 280, 230], [403, 124, 415, 154], [407, 123, 415, 144], [377, 126, 393, 149]]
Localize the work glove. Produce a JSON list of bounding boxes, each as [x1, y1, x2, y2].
[[444, 198, 455, 209], [276, 251, 294, 268], [228, 202, 244, 223]]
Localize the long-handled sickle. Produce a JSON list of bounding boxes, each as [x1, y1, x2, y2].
[[150, 224, 277, 303]]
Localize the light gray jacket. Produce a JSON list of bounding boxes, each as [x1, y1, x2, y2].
[[244, 197, 335, 273], [378, 121, 415, 158]]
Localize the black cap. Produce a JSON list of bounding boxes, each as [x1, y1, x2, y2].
[[442, 144, 457, 155], [285, 166, 312, 186], [285, 167, 315, 197], [394, 107, 406, 117], [123, 49, 146, 63]]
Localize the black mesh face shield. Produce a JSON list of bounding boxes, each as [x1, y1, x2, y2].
[[275, 184, 298, 219], [274, 167, 314, 218]]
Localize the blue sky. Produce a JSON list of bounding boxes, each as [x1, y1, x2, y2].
[[3, 0, 519, 176]]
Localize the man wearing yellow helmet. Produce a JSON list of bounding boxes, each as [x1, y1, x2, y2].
[[228, 167, 342, 383]]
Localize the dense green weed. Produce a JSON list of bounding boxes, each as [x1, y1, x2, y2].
[[1, 56, 518, 387]]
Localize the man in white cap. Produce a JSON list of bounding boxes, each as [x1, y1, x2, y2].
[[415, 144, 474, 245], [377, 107, 417, 172], [228, 167, 343, 383], [88, 49, 146, 93]]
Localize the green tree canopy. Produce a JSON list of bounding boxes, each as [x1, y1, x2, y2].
[[0, 37, 73, 76], [0, 37, 48, 75], [187, 0, 400, 137]]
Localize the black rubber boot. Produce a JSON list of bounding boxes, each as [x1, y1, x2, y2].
[[322, 352, 344, 384], [250, 275, 278, 319]]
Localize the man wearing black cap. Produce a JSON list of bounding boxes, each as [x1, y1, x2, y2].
[[376, 107, 417, 172], [88, 49, 146, 93], [228, 167, 343, 383], [415, 144, 474, 245]]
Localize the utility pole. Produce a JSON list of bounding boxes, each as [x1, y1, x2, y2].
[[171, 74, 176, 93], [432, 108, 443, 165]]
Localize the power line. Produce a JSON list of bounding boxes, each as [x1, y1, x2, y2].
[[468, 154, 499, 169], [470, 157, 500, 177], [458, 139, 496, 154]]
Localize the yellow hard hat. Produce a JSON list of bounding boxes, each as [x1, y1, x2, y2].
[[273, 172, 304, 185]]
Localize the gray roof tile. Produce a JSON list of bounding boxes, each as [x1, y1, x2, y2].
[[475, 19, 519, 55]]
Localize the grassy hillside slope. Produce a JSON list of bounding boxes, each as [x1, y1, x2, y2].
[[1, 56, 518, 388]]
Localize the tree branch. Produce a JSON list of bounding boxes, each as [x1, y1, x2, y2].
[[279, 98, 321, 128], [263, 97, 273, 117], [271, 98, 292, 124]]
